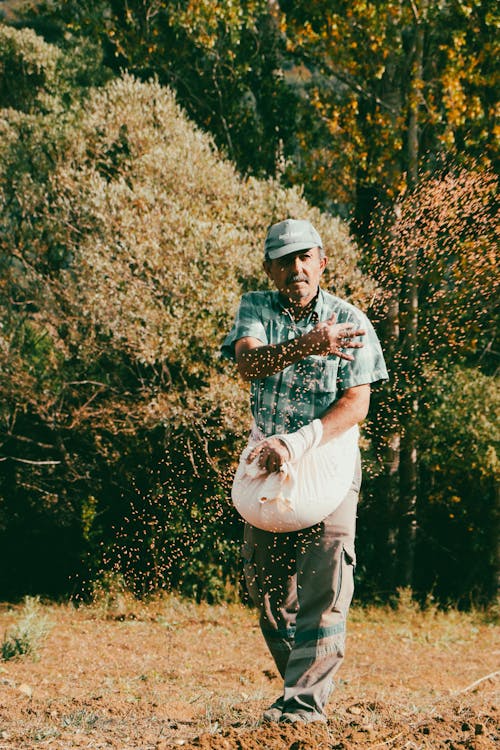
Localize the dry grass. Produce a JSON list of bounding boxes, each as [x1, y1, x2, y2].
[[0, 593, 498, 749]]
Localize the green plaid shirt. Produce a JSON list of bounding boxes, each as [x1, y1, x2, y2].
[[221, 288, 388, 437]]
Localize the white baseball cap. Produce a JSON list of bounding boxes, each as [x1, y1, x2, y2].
[[264, 218, 323, 260]]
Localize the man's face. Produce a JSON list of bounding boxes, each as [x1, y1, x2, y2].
[[263, 246, 327, 305]]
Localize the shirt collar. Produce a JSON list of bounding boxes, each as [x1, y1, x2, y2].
[[276, 287, 322, 323]]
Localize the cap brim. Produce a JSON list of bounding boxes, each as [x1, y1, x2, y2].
[[267, 241, 322, 260]]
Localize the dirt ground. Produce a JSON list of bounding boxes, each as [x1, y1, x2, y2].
[[0, 594, 498, 750]]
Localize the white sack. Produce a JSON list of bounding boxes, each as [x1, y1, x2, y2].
[[231, 424, 359, 532]]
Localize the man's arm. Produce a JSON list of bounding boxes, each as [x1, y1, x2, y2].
[[235, 314, 365, 381], [320, 383, 370, 442], [248, 384, 371, 474]]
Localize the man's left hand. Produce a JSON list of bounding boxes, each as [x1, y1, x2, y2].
[[247, 437, 291, 474]]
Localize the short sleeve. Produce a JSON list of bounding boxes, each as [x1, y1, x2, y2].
[[337, 313, 389, 390], [220, 293, 268, 361]]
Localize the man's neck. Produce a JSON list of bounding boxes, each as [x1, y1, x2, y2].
[[280, 289, 319, 320]]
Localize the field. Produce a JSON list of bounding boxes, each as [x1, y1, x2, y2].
[[0, 593, 498, 750]]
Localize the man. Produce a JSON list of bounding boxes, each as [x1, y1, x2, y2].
[[221, 218, 388, 725]]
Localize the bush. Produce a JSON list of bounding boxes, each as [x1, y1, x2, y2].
[[0, 24, 59, 110], [416, 365, 499, 605], [1, 596, 52, 660], [0, 27, 373, 600]]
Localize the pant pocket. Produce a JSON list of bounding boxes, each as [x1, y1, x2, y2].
[[343, 542, 356, 571], [241, 540, 260, 607], [333, 542, 356, 614]]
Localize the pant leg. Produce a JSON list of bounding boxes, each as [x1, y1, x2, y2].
[[282, 478, 359, 716], [242, 456, 360, 714], [241, 523, 298, 677]]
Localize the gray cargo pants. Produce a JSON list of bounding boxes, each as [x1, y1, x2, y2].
[[241, 458, 360, 719]]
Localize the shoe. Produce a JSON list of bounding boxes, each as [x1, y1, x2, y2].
[[262, 697, 285, 723], [279, 709, 327, 724]]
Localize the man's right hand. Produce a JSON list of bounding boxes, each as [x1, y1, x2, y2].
[[306, 314, 365, 360], [246, 437, 291, 474]]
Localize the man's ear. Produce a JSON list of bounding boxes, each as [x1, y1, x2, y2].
[[263, 259, 272, 279], [319, 255, 328, 274]]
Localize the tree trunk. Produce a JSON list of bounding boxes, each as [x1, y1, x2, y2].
[[396, 0, 426, 588]]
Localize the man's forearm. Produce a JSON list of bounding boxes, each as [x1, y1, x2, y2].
[[236, 316, 365, 381], [236, 334, 315, 381], [319, 384, 371, 443]]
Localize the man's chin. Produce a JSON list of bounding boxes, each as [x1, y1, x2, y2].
[[285, 282, 309, 298]]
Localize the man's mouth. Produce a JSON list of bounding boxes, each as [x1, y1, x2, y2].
[[287, 276, 308, 285]]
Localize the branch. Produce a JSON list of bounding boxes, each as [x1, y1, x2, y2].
[[0, 456, 61, 465], [370, 669, 500, 747], [8, 434, 55, 450], [65, 381, 110, 388], [296, 50, 401, 115], [409, 0, 419, 22], [456, 671, 499, 694]]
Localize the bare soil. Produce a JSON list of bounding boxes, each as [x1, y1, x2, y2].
[[0, 594, 498, 749]]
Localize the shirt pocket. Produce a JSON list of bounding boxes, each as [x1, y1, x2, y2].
[[293, 357, 339, 410], [318, 357, 339, 394]]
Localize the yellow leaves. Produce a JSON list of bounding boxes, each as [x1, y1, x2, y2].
[[174, 0, 266, 49], [294, 21, 321, 47], [452, 30, 467, 50], [441, 70, 468, 127], [326, 112, 341, 137]]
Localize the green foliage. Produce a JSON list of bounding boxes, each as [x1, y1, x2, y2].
[[0, 22, 497, 605], [0, 24, 59, 110], [415, 365, 499, 604], [357, 361, 499, 605], [0, 26, 368, 600], [0, 22, 108, 111], [17, 1, 498, 221], [20, 0, 293, 177], [280, 0, 499, 219], [1, 596, 52, 660], [420, 365, 499, 483]]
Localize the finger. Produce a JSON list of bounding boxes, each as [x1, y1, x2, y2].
[[339, 322, 356, 333], [261, 454, 277, 473], [337, 350, 355, 361], [344, 340, 364, 349], [258, 449, 270, 469], [337, 326, 365, 347], [246, 442, 264, 463]]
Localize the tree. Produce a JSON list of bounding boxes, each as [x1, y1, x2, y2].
[[0, 25, 370, 598], [365, 165, 498, 589], [416, 365, 499, 605], [2, 11, 498, 603], [278, 1, 498, 592], [279, 0, 498, 223], [19, 0, 295, 177]]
